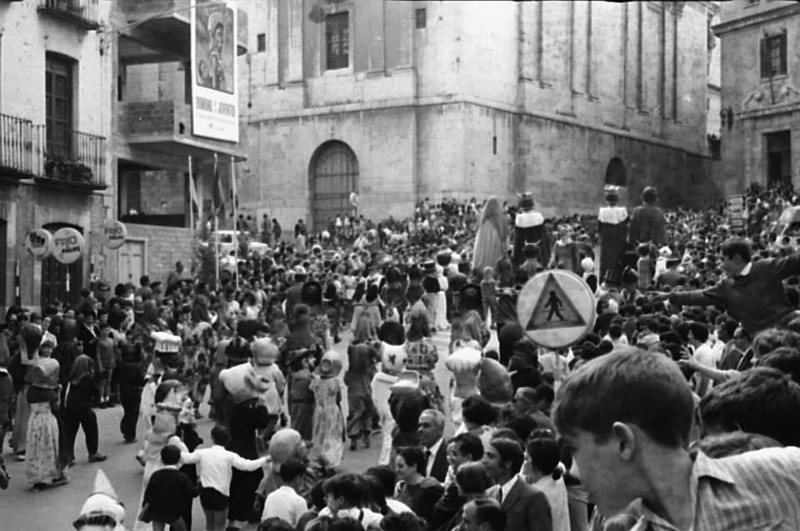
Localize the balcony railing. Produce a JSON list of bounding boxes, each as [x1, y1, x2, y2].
[[0, 113, 43, 180], [39, 126, 106, 189], [37, 0, 100, 30]]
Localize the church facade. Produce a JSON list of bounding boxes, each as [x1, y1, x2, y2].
[[240, 1, 720, 230]]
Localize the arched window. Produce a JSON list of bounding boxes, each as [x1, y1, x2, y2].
[[309, 141, 358, 232], [604, 157, 627, 187]]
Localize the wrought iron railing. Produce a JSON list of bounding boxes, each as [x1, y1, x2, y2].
[[42, 125, 106, 188], [37, 0, 100, 29], [0, 113, 41, 178]]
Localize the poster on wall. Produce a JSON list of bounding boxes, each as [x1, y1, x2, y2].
[[191, 0, 239, 143]]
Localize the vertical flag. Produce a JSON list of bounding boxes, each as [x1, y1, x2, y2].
[[212, 152, 225, 218], [188, 156, 199, 230]]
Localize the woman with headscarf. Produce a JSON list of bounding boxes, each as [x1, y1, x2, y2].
[[303, 280, 333, 352], [404, 307, 443, 412], [63, 354, 107, 466], [24, 328, 68, 490]]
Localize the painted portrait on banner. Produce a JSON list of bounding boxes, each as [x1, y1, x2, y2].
[[191, 0, 239, 142]]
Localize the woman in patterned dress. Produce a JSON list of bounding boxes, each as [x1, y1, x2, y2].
[[404, 308, 443, 412]]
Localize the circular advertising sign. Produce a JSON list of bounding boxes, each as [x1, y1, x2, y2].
[[52, 227, 85, 264], [25, 229, 53, 259], [102, 220, 127, 250]]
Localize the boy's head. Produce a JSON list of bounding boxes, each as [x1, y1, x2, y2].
[[211, 424, 231, 446], [553, 347, 694, 517], [161, 444, 181, 466], [699, 367, 800, 447], [279, 460, 306, 485]]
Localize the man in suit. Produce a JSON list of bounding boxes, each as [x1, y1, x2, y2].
[[418, 409, 448, 483], [483, 437, 552, 531]]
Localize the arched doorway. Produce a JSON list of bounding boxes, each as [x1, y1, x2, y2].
[[41, 222, 84, 309], [604, 157, 627, 187], [309, 141, 358, 232]]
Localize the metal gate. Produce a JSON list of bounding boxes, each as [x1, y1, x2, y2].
[[310, 141, 358, 232]]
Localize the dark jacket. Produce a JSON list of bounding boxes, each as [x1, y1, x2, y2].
[[143, 467, 197, 523], [65, 375, 100, 411], [486, 477, 552, 531]]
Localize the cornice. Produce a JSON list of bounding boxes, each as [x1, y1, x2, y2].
[[713, 3, 800, 36]]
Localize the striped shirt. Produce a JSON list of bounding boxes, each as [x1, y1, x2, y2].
[[632, 447, 800, 531]]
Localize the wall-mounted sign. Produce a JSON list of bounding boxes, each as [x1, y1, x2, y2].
[[25, 228, 53, 259], [52, 227, 85, 264], [102, 220, 127, 250]]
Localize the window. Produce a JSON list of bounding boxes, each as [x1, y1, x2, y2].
[[257, 33, 266, 53], [761, 33, 787, 78], [325, 12, 349, 70], [45, 54, 74, 159], [416, 8, 427, 29]]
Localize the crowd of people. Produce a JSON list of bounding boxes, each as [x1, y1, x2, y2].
[[2, 184, 800, 531]]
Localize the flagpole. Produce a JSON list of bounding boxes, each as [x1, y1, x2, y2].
[[231, 155, 238, 291], [215, 214, 220, 289], [188, 155, 194, 233]]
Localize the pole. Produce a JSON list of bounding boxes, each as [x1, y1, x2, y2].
[[230, 155, 239, 291], [188, 155, 194, 233], [214, 214, 220, 290]]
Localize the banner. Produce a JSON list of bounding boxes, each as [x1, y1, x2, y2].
[[191, 0, 239, 142]]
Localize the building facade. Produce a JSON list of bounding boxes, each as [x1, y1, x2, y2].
[[0, 0, 110, 315], [0, 0, 248, 316], [240, 0, 720, 231], [714, 0, 799, 194]]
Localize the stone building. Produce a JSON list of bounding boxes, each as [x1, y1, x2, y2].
[[240, 0, 720, 231], [714, 0, 800, 193], [0, 0, 110, 313]]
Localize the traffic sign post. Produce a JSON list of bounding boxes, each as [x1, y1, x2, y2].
[[516, 270, 596, 349]]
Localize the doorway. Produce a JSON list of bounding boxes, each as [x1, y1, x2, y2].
[[766, 131, 791, 188], [309, 141, 358, 232], [41, 222, 84, 309], [118, 240, 146, 285]]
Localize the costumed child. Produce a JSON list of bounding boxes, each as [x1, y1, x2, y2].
[[133, 379, 189, 531], [73, 470, 126, 531], [251, 336, 286, 452], [286, 348, 315, 441], [445, 344, 482, 432], [371, 342, 405, 465], [345, 340, 379, 451], [218, 355, 273, 529], [136, 332, 181, 459], [309, 350, 345, 467]]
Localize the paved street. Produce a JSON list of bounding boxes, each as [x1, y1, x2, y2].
[[0, 328, 497, 530]]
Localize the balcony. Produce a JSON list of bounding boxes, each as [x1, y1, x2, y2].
[[118, 0, 247, 65], [35, 127, 107, 191], [0, 113, 43, 183], [121, 100, 246, 161], [37, 0, 100, 30]]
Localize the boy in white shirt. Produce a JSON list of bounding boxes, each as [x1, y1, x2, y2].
[[181, 425, 268, 531], [261, 460, 308, 526]]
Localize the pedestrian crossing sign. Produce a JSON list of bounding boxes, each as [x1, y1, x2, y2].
[[525, 273, 587, 330], [517, 270, 596, 349]]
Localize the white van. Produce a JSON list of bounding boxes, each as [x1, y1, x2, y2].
[[213, 230, 270, 257]]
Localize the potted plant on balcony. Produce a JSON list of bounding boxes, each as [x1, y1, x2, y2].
[[44, 152, 94, 184]]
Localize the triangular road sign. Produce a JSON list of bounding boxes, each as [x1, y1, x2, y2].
[[526, 273, 587, 330]]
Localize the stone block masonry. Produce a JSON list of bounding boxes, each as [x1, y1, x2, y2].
[[126, 224, 196, 287]]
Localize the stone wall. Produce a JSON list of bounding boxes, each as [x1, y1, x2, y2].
[[126, 223, 196, 286]]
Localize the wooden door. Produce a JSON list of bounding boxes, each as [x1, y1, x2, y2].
[[118, 240, 145, 285]]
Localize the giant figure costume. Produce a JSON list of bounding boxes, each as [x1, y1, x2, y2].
[[513, 193, 549, 268], [473, 196, 509, 275], [598, 186, 629, 284]]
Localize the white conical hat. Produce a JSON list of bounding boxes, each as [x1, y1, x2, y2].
[[92, 469, 118, 500]]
